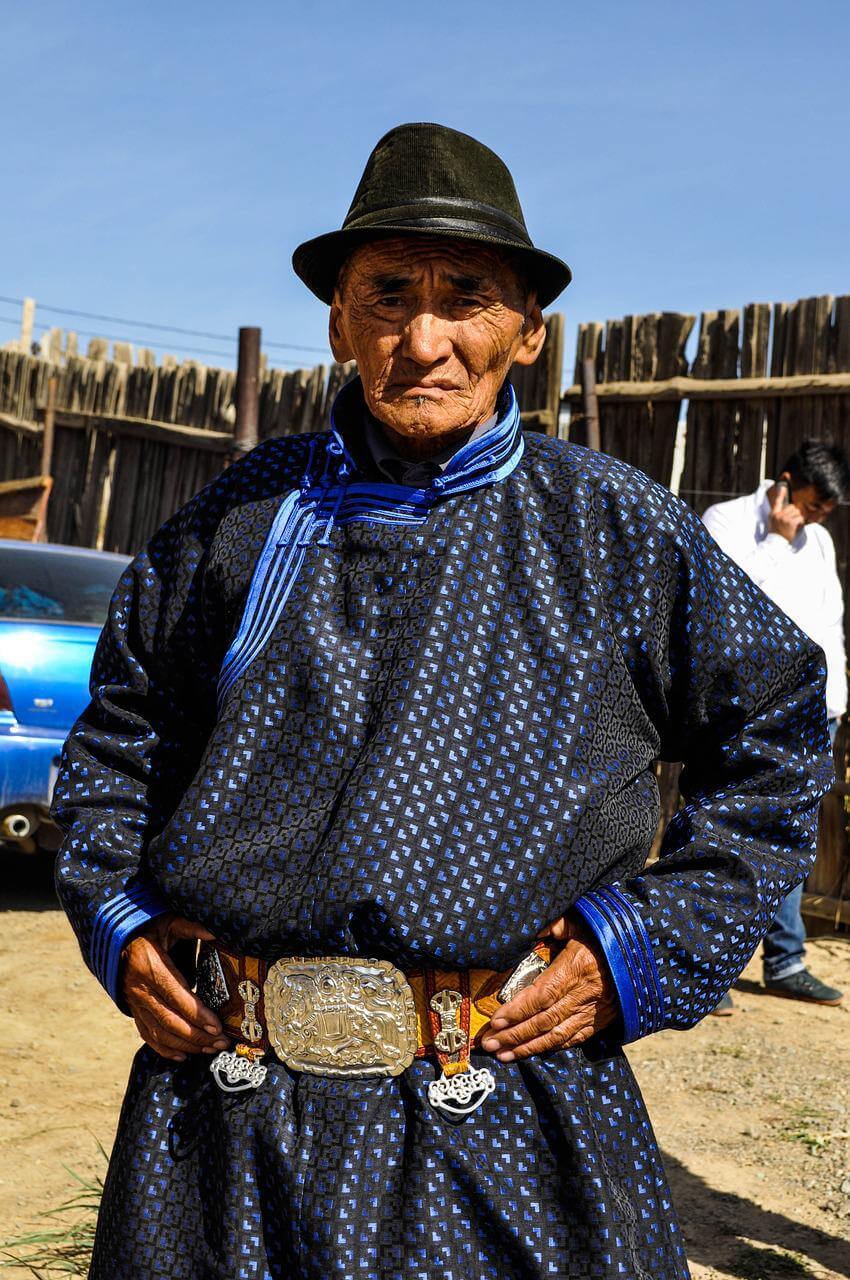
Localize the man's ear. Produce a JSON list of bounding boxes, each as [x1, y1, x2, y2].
[[512, 301, 546, 367], [329, 296, 354, 363]]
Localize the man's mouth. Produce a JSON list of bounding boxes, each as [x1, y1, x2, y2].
[[393, 382, 460, 395]]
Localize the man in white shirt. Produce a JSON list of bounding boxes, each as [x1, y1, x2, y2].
[[703, 438, 849, 1008]]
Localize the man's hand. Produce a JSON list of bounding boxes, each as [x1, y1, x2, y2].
[[481, 916, 617, 1062], [122, 914, 229, 1062], [768, 484, 804, 543]]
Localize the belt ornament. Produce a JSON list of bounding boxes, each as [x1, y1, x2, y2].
[[203, 941, 552, 1117]]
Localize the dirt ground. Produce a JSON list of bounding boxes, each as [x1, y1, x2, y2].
[[1, 854, 848, 1280]]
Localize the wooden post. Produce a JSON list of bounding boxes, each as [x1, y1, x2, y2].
[[233, 327, 261, 457], [582, 357, 601, 451], [41, 375, 57, 476], [19, 298, 35, 354]]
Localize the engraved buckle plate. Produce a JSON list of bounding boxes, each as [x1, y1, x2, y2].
[[263, 957, 418, 1077]]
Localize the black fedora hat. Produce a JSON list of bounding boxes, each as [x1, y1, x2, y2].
[[292, 123, 572, 308]]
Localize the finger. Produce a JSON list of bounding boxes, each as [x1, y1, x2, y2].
[[490, 949, 585, 1029], [131, 988, 229, 1051], [133, 1011, 186, 1062], [492, 968, 565, 1028], [488, 991, 618, 1060], [134, 1007, 228, 1058], [483, 987, 599, 1052], [490, 1015, 596, 1062], [129, 941, 223, 1033]]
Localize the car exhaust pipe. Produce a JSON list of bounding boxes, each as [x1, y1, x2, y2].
[[2, 812, 34, 841]]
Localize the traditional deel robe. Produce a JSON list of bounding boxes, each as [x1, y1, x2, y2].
[[53, 378, 832, 1280]]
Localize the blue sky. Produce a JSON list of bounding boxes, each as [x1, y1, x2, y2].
[[1, 0, 848, 374]]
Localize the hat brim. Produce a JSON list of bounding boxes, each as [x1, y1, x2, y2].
[[292, 224, 572, 309]]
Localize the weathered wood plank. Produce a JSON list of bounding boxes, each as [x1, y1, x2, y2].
[[561, 370, 850, 401]]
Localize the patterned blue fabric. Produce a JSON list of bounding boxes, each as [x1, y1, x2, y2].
[[52, 378, 832, 1279], [218, 381, 525, 708]]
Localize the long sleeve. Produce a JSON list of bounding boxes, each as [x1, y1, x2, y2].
[[573, 483, 834, 1042], [819, 534, 847, 719], [51, 471, 243, 1006]]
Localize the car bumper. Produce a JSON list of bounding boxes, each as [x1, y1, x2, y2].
[[0, 719, 66, 811]]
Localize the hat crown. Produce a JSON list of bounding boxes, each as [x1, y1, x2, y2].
[[291, 121, 571, 307], [343, 123, 530, 242]]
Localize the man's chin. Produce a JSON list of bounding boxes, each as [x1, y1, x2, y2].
[[369, 401, 473, 441]]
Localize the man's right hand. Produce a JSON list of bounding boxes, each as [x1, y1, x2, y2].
[[768, 485, 804, 543], [122, 913, 229, 1062]]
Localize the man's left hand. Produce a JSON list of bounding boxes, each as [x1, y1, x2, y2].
[[481, 916, 618, 1061]]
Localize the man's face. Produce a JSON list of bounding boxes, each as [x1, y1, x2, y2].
[[329, 237, 545, 447], [783, 476, 837, 525]]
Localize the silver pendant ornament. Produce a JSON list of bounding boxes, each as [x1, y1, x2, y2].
[[210, 1049, 268, 1093], [426, 987, 495, 1118], [427, 1064, 496, 1118]]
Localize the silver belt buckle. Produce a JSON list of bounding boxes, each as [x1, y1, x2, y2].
[[264, 956, 418, 1077]]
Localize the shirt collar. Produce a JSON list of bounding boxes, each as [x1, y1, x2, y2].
[[363, 411, 500, 486]]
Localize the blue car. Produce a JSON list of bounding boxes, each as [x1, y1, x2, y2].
[[0, 540, 129, 854]]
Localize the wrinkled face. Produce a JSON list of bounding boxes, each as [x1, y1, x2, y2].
[[329, 237, 545, 451]]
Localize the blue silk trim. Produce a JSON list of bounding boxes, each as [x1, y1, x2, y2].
[[573, 885, 665, 1042], [217, 382, 524, 708], [90, 881, 169, 1003]]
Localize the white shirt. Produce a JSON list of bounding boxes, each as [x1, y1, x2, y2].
[[703, 481, 847, 718]]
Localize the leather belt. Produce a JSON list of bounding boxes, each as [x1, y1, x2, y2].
[[198, 940, 556, 1117]]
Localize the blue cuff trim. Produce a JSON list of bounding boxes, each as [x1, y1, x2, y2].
[[573, 885, 665, 1042], [90, 882, 170, 1004]]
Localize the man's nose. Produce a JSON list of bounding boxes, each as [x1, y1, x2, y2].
[[402, 311, 453, 365]]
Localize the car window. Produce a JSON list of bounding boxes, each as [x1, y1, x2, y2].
[[0, 548, 128, 625]]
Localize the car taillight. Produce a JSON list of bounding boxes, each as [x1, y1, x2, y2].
[[0, 669, 14, 715]]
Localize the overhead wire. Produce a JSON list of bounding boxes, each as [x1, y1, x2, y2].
[[0, 309, 322, 368], [0, 293, 331, 356]]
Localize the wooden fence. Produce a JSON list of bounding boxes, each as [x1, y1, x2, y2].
[[0, 347, 356, 552], [566, 294, 850, 928], [0, 314, 564, 555]]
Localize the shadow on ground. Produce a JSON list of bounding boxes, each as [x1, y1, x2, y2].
[[665, 1150, 850, 1279], [0, 850, 58, 911]]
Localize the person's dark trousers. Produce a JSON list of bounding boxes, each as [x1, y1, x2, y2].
[[762, 717, 839, 981]]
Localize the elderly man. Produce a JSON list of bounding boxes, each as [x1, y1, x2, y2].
[[54, 124, 831, 1280]]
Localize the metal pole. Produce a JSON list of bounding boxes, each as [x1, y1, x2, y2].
[[233, 326, 261, 459], [582, 357, 601, 451], [42, 375, 57, 476]]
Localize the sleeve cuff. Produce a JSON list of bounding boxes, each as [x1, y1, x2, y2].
[[573, 885, 665, 1042], [90, 881, 170, 1004]]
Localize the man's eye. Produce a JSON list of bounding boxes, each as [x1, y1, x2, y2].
[[379, 295, 404, 307]]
